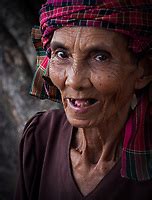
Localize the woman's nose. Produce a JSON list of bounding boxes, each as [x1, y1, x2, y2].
[[65, 63, 92, 90]]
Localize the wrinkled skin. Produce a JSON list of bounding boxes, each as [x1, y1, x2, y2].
[[48, 27, 148, 196], [49, 27, 141, 128]]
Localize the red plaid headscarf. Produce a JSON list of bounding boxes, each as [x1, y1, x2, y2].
[[30, 0, 152, 182], [40, 0, 152, 57]]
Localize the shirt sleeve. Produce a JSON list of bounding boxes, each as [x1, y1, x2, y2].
[[14, 112, 44, 200]]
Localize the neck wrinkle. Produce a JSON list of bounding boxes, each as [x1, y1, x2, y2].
[[76, 127, 122, 165]]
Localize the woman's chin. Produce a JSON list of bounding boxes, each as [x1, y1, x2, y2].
[[66, 114, 98, 128]]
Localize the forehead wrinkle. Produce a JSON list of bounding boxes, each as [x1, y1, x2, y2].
[[52, 27, 129, 58], [75, 28, 127, 56], [52, 27, 84, 56], [84, 33, 126, 53], [72, 27, 85, 56]]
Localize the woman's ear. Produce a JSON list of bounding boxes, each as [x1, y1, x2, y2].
[[135, 50, 152, 89]]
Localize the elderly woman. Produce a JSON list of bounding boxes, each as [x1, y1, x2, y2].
[[15, 0, 152, 199]]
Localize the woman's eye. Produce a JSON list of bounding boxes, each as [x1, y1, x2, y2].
[[94, 52, 110, 62], [56, 50, 68, 59]]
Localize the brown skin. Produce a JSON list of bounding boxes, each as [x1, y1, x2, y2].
[[48, 27, 152, 196]]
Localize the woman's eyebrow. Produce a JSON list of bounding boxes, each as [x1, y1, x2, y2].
[[82, 44, 111, 57], [85, 46, 109, 53], [50, 41, 110, 55], [50, 41, 69, 51]]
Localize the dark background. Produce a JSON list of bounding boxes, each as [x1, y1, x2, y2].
[[0, 1, 60, 199]]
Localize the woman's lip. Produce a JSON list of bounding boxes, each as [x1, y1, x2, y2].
[[67, 98, 99, 113]]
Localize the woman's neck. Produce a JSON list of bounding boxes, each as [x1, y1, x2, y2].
[[73, 127, 121, 165], [71, 105, 130, 164], [70, 105, 130, 196]]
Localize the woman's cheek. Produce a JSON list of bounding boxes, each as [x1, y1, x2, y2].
[[49, 65, 66, 90], [94, 74, 120, 95]]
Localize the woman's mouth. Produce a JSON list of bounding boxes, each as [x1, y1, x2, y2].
[[68, 98, 98, 108]]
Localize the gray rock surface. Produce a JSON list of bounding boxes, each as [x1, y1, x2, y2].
[[0, 0, 60, 199]]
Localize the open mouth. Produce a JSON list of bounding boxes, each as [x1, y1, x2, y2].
[[69, 98, 98, 108]]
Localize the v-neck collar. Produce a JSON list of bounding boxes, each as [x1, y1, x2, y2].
[[64, 123, 121, 199]]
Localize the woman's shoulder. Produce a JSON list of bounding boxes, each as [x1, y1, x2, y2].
[[16, 109, 69, 198], [23, 108, 67, 136], [21, 109, 68, 158]]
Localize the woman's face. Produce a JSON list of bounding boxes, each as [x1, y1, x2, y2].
[[49, 27, 140, 128]]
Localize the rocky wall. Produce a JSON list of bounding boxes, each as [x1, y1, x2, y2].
[[0, 1, 60, 199]]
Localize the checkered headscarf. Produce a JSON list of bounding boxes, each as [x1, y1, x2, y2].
[[41, 0, 152, 57], [31, 0, 152, 100], [30, 0, 152, 182]]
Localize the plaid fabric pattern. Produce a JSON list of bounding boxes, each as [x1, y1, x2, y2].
[[121, 89, 152, 181], [31, 26, 61, 101], [40, 0, 152, 56], [30, 27, 49, 99], [30, 0, 152, 181], [31, 0, 152, 100]]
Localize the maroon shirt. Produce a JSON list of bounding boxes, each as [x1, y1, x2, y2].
[[15, 109, 152, 200]]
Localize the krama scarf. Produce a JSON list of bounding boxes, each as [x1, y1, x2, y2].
[[30, 0, 152, 181]]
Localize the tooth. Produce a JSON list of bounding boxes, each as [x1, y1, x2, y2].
[[75, 100, 90, 107], [69, 98, 97, 107], [84, 100, 90, 106]]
